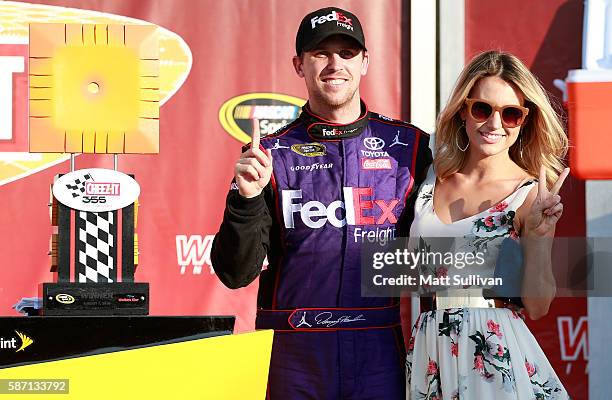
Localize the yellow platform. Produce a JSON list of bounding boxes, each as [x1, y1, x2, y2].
[[0, 330, 273, 399]]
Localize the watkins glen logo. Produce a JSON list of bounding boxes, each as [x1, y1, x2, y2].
[[176, 234, 268, 275], [176, 235, 215, 275], [218, 93, 305, 144], [557, 316, 588, 375]]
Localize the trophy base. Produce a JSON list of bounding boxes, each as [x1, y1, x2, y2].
[[42, 282, 149, 316]]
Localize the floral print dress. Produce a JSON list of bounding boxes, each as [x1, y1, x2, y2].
[[406, 166, 569, 400]]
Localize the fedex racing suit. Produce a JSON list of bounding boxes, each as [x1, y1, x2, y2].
[[211, 101, 432, 400]]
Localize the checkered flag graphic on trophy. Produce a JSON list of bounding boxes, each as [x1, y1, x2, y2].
[[76, 211, 115, 283], [65, 174, 93, 198]]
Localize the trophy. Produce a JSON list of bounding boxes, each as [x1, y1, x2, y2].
[[27, 22, 159, 315]]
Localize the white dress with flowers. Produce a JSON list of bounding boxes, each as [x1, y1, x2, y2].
[[406, 166, 569, 400]]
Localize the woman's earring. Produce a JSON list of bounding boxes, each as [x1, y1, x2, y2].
[[455, 121, 469, 152]]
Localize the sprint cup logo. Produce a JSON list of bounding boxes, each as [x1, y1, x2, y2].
[[0, 331, 34, 352], [218, 93, 306, 143], [53, 168, 139, 212], [291, 143, 326, 157]]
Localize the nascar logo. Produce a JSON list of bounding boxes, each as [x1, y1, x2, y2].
[[218, 93, 305, 144]]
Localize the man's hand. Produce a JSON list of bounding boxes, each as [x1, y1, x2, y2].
[[234, 120, 273, 198], [523, 166, 570, 237]]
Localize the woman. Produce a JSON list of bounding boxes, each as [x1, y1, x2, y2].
[[406, 50, 570, 399]]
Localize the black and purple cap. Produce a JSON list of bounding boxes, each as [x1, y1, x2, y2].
[[295, 7, 366, 55]]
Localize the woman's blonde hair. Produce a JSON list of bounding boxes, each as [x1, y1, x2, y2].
[[435, 50, 568, 188]]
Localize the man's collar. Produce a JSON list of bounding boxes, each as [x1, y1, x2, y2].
[[300, 100, 369, 140]]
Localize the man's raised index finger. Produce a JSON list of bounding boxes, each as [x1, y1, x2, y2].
[[251, 119, 260, 150]]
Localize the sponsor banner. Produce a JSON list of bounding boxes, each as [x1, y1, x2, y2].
[[0, 331, 34, 353], [52, 168, 139, 212], [176, 235, 215, 275], [558, 316, 588, 364], [0, 44, 28, 152], [176, 234, 269, 276]]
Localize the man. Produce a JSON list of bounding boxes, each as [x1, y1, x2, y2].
[[212, 7, 431, 399]]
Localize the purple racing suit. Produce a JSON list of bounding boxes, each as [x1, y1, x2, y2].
[[212, 101, 431, 399]]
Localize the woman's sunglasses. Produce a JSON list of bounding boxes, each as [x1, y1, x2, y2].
[[465, 98, 529, 128]]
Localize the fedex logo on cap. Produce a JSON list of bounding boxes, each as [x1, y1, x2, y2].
[[282, 187, 399, 229], [311, 11, 354, 30]]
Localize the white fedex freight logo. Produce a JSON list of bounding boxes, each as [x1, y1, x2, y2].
[[557, 316, 588, 375], [311, 11, 353, 30], [282, 188, 399, 229]]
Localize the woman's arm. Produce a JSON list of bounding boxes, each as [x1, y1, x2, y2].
[[515, 167, 569, 320]]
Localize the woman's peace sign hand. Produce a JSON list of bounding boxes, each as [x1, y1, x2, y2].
[[523, 166, 570, 238]]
